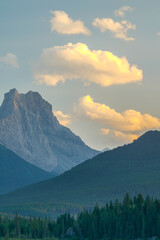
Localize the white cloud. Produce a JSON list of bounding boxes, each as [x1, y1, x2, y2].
[[54, 110, 71, 126], [50, 11, 90, 35], [0, 53, 19, 68], [114, 6, 133, 17], [93, 18, 136, 41], [75, 95, 160, 144], [34, 42, 142, 87]]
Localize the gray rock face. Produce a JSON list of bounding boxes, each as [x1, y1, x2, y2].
[[0, 89, 98, 173]]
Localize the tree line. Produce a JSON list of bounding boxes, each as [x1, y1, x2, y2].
[[1, 193, 160, 239]]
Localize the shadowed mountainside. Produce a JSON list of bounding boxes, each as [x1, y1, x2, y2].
[[1, 130, 160, 208], [0, 144, 52, 194]]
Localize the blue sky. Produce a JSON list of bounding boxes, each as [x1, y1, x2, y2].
[[0, 0, 160, 150]]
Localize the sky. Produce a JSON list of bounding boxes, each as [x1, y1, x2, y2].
[[0, 0, 160, 150]]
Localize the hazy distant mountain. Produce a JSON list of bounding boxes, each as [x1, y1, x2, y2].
[[0, 144, 51, 194], [101, 147, 110, 152], [1, 130, 160, 208], [0, 89, 98, 174]]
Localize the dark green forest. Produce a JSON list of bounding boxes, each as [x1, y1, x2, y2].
[[1, 193, 160, 240]]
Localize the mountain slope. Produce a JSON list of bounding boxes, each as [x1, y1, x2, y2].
[[0, 89, 98, 174], [1, 130, 160, 206], [0, 144, 52, 194]]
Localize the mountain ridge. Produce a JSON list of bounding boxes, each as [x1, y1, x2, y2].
[[0, 130, 160, 209]]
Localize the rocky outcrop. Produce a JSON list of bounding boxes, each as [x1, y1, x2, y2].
[[0, 89, 98, 173]]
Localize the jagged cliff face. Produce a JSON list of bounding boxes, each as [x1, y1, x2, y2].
[[0, 89, 98, 173]]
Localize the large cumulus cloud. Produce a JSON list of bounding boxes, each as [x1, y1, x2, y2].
[[34, 42, 142, 87]]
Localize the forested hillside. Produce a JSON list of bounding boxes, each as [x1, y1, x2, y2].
[[1, 130, 160, 208]]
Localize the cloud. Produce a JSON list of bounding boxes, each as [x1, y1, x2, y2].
[[114, 6, 133, 17], [0, 53, 19, 68], [50, 11, 90, 35], [34, 42, 142, 87], [157, 32, 160, 36], [75, 95, 160, 142], [54, 110, 71, 126], [93, 18, 136, 41], [101, 129, 138, 145]]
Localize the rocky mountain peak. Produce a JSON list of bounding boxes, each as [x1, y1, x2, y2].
[[0, 89, 98, 173], [0, 89, 20, 117], [0, 89, 54, 120], [4, 88, 20, 104], [7, 88, 19, 97], [23, 90, 52, 113]]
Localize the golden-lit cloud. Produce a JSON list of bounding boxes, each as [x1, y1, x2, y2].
[[50, 11, 90, 35], [54, 110, 71, 126], [75, 95, 160, 135], [157, 32, 160, 36], [114, 6, 133, 17], [0, 53, 19, 68], [93, 18, 136, 41], [34, 42, 142, 86], [101, 129, 138, 145]]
